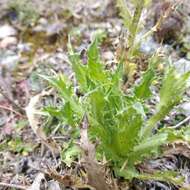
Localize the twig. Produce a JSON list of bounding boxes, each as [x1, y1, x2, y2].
[[142, 0, 183, 40], [0, 87, 25, 115], [128, 0, 145, 56], [171, 115, 190, 129], [0, 182, 28, 190], [0, 105, 26, 118]]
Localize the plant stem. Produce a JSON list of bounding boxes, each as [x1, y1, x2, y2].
[[141, 113, 161, 138], [171, 115, 190, 129], [128, 0, 145, 57], [0, 182, 28, 190]]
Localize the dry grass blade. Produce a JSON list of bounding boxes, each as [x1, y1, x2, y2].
[[80, 114, 118, 190], [28, 164, 76, 188], [142, 0, 183, 40], [164, 141, 190, 158], [0, 85, 25, 115], [25, 90, 60, 155], [0, 182, 28, 190], [46, 166, 73, 187]]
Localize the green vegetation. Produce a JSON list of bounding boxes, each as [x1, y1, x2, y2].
[[40, 0, 190, 187], [42, 31, 190, 184]]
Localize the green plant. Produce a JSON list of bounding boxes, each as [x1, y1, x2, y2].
[[116, 0, 176, 86], [116, 0, 152, 58], [42, 31, 190, 185], [116, 0, 154, 86]]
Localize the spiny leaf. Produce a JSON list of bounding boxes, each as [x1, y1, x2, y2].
[[142, 67, 190, 138], [40, 74, 72, 101], [61, 143, 81, 167], [68, 37, 87, 92], [40, 74, 84, 118], [138, 171, 184, 186], [129, 133, 168, 164], [117, 0, 132, 30], [87, 33, 107, 84], [134, 55, 159, 100], [115, 106, 143, 156]]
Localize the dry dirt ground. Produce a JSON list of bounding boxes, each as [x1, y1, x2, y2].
[[1, 0, 190, 190]]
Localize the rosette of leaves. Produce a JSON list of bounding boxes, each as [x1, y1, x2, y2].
[[42, 32, 190, 184]]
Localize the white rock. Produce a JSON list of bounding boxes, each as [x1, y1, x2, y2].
[[1, 55, 19, 70], [17, 43, 31, 52], [103, 51, 114, 61], [48, 181, 61, 190], [46, 22, 64, 36], [139, 36, 160, 54], [33, 25, 45, 32], [38, 17, 48, 26], [0, 37, 17, 48], [174, 58, 190, 74], [179, 102, 190, 116], [0, 25, 17, 39]]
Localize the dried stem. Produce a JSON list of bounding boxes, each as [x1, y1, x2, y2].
[[128, 0, 145, 56], [171, 115, 190, 129], [0, 182, 28, 190], [142, 0, 182, 40], [0, 105, 26, 118], [0, 86, 25, 115]]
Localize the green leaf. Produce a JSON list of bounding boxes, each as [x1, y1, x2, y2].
[[115, 167, 184, 185], [142, 67, 190, 138], [68, 37, 88, 92], [89, 90, 106, 125], [109, 106, 143, 159], [40, 74, 84, 118], [134, 55, 160, 100], [40, 74, 72, 101], [87, 34, 107, 84], [117, 0, 132, 30], [61, 143, 81, 167], [138, 171, 184, 186], [42, 32, 189, 186], [135, 69, 154, 100], [131, 133, 168, 163]]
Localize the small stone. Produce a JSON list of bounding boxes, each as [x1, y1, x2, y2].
[[0, 37, 17, 48], [139, 36, 159, 54], [17, 43, 31, 52], [33, 25, 45, 32], [174, 58, 190, 74], [1, 55, 19, 71], [0, 25, 17, 39], [48, 181, 61, 190], [46, 22, 65, 36], [15, 157, 29, 174], [103, 51, 114, 61], [38, 17, 48, 26], [179, 102, 190, 116]]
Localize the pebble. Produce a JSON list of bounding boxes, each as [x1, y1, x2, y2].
[[17, 43, 31, 52], [179, 102, 190, 116], [38, 17, 48, 26], [139, 35, 160, 55], [0, 24, 17, 39], [46, 22, 65, 36], [33, 25, 45, 32], [103, 51, 114, 61], [48, 181, 61, 190], [0, 55, 19, 71], [174, 58, 190, 74], [0, 36, 17, 49]]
